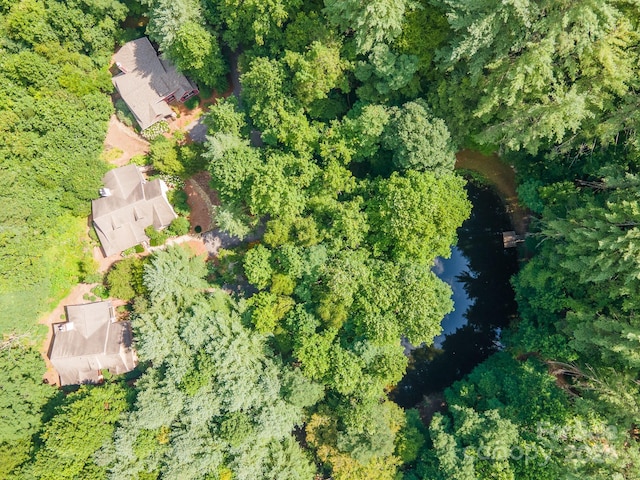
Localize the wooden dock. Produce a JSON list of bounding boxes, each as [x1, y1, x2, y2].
[[502, 231, 525, 248]]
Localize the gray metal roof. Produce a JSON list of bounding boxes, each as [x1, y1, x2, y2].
[[92, 165, 177, 256]]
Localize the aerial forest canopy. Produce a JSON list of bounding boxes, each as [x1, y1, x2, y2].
[[2, 0, 640, 479]]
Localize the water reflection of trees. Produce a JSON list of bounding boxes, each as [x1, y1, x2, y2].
[[392, 183, 519, 408]]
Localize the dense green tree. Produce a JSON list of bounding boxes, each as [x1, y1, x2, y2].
[[149, 136, 182, 176], [325, 103, 391, 164], [367, 170, 471, 263], [323, 0, 409, 54], [144, 0, 201, 52], [434, 0, 640, 153], [13, 2, 640, 480], [243, 245, 273, 290], [335, 399, 401, 463], [284, 41, 351, 106], [205, 132, 262, 203], [306, 404, 403, 480], [213, 204, 259, 240], [107, 257, 146, 301], [408, 353, 640, 479], [249, 291, 295, 334], [241, 57, 318, 152], [0, 341, 57, 479], [143, 245, 208, 306], [395, 0, 450, 78], [203, 97, 247, 137], [511, 173, 640, 372], [25, 382, 130, 480], [105, 249, 316, 479], [395, 409, 426, 465], [247, 151, 317, 218], [283, 10, 335, 53], [168, 21, 228, 89], [354, 43, 419, 100], [382, 100, 455, 173], [144, 0, 227, 88], [0, 0, 121, 332], [205, 0, 301, 49]]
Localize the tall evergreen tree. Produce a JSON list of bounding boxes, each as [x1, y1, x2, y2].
[[434, 0, 640, 153]]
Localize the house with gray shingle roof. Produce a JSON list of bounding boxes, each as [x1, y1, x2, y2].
[[49, 301, 137, 385], [112, 37, 199, 130], [92, 165, 177, 256]]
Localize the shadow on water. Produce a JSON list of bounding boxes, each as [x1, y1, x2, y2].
[[392, 181, 519, 408]]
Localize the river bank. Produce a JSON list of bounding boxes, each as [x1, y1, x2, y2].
[[455, 150, 529, 236], [393, 151, 526, 409]]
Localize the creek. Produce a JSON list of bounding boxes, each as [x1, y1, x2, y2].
[[392, 162, 520, 408]]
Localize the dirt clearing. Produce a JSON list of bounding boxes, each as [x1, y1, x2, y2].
[[103, 115, 150, 166]]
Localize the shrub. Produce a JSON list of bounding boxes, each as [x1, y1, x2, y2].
[[198, 84, 213, 99], [178, 143, 206, 175], [145, 225, 169, 247], [141, 120, 169, 140], [157, 173, 184, 189], [168, 216, 190, 236], [173, 130, 186, 143], [184, 95, 201, 110], [107, 257, 145, 301], [129, 154, 149, 166], [83, 272, 104, 284], [121, 247, 137, 257], [115, 99, 135, 128], [78, 256, 99, 283], [91, 284, 109, 299], [149, 136, 182, 176], [134, 244, 145, 253], [88, 227, 99, 244], [168, 189, 190, 215]]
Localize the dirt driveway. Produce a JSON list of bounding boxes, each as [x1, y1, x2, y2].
[[103, 115, 150, 166]]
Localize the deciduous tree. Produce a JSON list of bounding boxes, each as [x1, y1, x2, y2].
[[367, 170, 471, 263]]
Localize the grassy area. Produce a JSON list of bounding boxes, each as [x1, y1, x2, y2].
[[0, 215, 93, 338]]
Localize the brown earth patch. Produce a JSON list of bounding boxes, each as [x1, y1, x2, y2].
[[184, 171, 220, 234], [166, 85, 231, 134], [103, 114, 150, 166]]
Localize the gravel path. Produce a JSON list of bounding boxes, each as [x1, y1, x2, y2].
[[201, 220, 265, 257], [185, 118, 208, 143]]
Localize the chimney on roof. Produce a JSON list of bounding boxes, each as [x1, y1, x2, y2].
[[99, 188, 112, 197], [116, 61, 127, 74]]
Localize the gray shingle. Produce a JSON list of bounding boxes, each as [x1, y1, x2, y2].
[[49, 301, 137, 385], [112, 37, 198, 130], [92, 165, 177, 256]]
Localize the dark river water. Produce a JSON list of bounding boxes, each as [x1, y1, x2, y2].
[[392, 181, 519, 408]]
